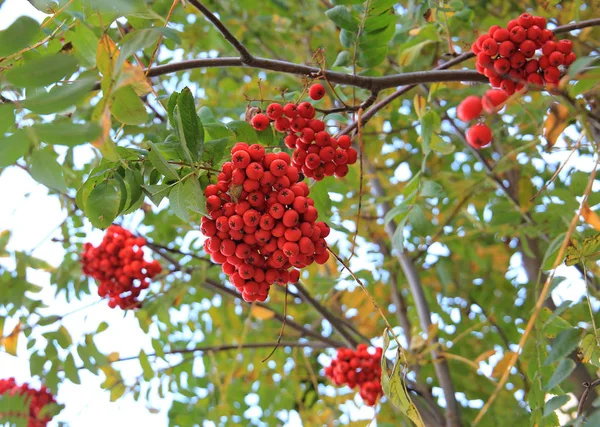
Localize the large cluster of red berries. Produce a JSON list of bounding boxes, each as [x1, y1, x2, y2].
[[250, 83, 358, 180], [324, 344, 383, 406], [0, 378, 57, 427], [81, 225, 162, 309], [461, 13, 577, 149], [472, 13, 576, 91], [201, 143, 331, 302]]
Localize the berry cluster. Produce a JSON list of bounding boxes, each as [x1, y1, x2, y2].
[[0, 378, 56, 427], [457, 89, 508, 148], [250, 83, 358, 180], [472, 13, 576, 92], [81, 225, 162, 309], [324, 344, 383, 406], [201, 143, 330, 302]]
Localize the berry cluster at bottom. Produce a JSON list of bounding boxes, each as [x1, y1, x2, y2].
[[81, 225, 162, 309], [201, 143, 330, 302], [324, 344, 383, 406], [0, 378, 56, 427]]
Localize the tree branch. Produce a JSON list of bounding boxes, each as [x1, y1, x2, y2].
[[112, 340, 331, 363], [366, 160, 461, 427], [188, 0, 253, 62], [294, 281, 360, 348], [578, 378, 600, 418]]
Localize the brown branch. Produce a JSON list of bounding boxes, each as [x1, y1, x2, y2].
[[112, 340, 331, 363], [187, 0, 253, 62], [294, 282, 359, 348], [577, 378, 600, 418]]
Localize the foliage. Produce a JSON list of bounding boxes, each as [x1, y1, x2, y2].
[[1, 0, 600, 426]]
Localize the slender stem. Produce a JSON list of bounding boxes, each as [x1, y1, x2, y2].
[[112, 340, 331, 363]]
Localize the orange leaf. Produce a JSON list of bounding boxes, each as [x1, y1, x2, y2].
[[1, 322, 21, 356], [491, 351, 516, 379], [543, 103, 570, 149], [582, 202, 600, 231], [475, 349, 496, 364]]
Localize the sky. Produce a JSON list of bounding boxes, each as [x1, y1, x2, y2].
[[0, 0, 596, 425]]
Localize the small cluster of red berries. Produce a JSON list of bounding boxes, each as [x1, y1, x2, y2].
[[472, 13, 576, 93], [456, 89, 509, 148], [0, 378, 56, 427], [324, 344, 383, 406], [201, 143, 330, 302], [81, 225, 162, 309], [250, 83, 358, 180]]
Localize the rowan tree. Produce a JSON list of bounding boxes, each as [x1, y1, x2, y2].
[[1, 0, 600, 426]]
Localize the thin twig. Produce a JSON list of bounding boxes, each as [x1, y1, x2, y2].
[[577, 379, 600, 418]]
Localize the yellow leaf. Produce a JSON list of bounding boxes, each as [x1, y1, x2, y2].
[[413, 94, 426, 120], [492, 351, 516, 379], [543, 103, 570, 149], [399, 40, 435, 67], [97, 34, 120, 78], [1, 323, 21, 356], [475, 349, 496, 364], [582, 202, 600, 231], [117, 62, 151, 95], [91, 107, 120, 161], [107, 352, 120, 362], [250, 305, 275, 320]]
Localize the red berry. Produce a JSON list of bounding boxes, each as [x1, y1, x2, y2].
[[493, 28, 510, 42], [548, 51, 564, 66], [482, 89, 508, 114], [557, 39, 573, 54], [498, 40, 516, 57], [519, 40, 537, 57], [518, 13, 534, 28], [283, 103, 298, 118], [544, 66, 560, 83], [308, 83, 326, 100], [466, 124, 493, 149], [251, 114, 270, 131], [266, 103, 283, 120], [456, 96, 482, 122], [509, 26, 526, 43], [481, 38, 499, 56]]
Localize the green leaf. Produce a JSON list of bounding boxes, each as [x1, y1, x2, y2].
[[420, 110, 440, 154], [398, 40, 435, 67], [227, 120, 258, 144], [31, 121, 102, 147], [175, 87, 203, 160], [540, 307, 573, 339], [383, 194, 415, 225], [326, 6, 359, 32], [56, 325, 72, 349], [0, 103, 15, 134], [568, 56, 599, 78], [543, 359, 576, 390], [68, 23, 99, 68], [81, 0, 148, 16], [64, 353, 81, 384], [143, 184, 172, 206], [110, 85, 148, 125], [198, 106, 232, 140], [579, 334, 600, 367], [542, 232, 567, 270], [333, 50, 351, 67], [420, 180, 445, 198], [22, 77, 96, 115], [202, 137, 229, 165], [4, 54, 78, 88], [391, 216, 409, 253], [29, 149, 67, 192], [544, 328, 581, 365], [147, 142, 179, 181], [116, 27, 180, 72], [0, 130, 31, 167], [168, 178, 206, 220], [543, 395, 570, 417], [380, 328, 424, 426], [565, 234, 600, 266], [309, 179, 333, 219], [0, 16, 40, 57], [139, 349, 153, 381], [85, 180, 122, 228], [408, 205, 429, 235]]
